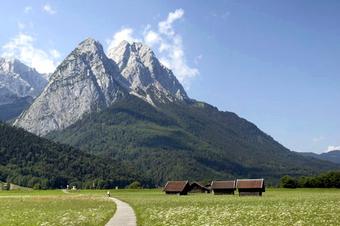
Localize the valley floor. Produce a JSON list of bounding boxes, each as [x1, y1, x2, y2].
[[0, 190, 115, 226], [1, 188, 340, 225]]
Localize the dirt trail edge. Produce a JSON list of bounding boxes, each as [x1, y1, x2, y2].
[[105, 197, 137, 226]]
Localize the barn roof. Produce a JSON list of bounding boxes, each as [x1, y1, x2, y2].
[[236, 179, 264, 189], [190, 182, 210, 190], [211, 180, 236, 189], [164, 181, 189, 192]]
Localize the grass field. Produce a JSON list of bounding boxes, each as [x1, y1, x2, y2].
[[0, 190, 115, 226], [1, 188, 340, 225], [81, 188, 340, 226]]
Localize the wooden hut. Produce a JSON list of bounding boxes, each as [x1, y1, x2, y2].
[[236, 179, 265, 196], [164, 181, 190, 195], [189, 182, 210, 193], [211, 180, 236, 195]]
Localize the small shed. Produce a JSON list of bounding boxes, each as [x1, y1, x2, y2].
[[164, 181, 190, 195], [211, 180, 236, 195], [189, 182, 210, 193], [236, 179, 265, 196]]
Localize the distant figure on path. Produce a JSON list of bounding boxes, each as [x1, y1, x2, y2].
[[107, 191, 111, 197]]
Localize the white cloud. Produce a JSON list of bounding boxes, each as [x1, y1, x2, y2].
[[49, 49, 61, 58], [144, 9, 198, 87], [144, 30, 161, 46], [24, 6, 32, 13], [327, 145, 340, 152], [107, 9, 199, 88], [1, 33, 60, 74], [106, 28, 140, 50], [158, 9, 184, 36], [42, 3, 56, 15]]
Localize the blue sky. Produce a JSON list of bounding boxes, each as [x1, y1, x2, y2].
[[1, 0, 339, 153]]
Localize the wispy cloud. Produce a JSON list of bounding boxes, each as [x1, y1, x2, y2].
[[16, 21, 34, 31], [1, 33, 60, 74], [327, 145, 340, 152], [312, 136, 324, 143], [42, 3, 56, 15], [158, 9, 184, 36], [107, 9, 199, 88], [24, 6, 32, 13], [106, 28, 140, 50], [49, 49, 61, 58], [211, 11, 231, 20], [152, 8, 199, 88], [17, 22, 26, 30], [194, 54, 203, 65]]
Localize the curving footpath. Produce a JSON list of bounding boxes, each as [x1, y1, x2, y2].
[[105, 197, 137, 226]]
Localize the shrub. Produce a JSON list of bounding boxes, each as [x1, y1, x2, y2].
[[279, 175, 298, 188]]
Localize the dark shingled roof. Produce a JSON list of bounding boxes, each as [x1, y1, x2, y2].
[[190, 182, 210, 191], [236, 179, 264, 189], [211, 180, 236, 189], [164, 181, 189, 192]]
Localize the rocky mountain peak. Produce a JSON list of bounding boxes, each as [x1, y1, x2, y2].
[[14, 38, 190, 135], [108, 40, 188, 104], [0, 57, 47, 105], [75, 38, 105, 55], [1, 58, 35, 75], [108, 41, 155, 70], [14, 38, 127, 136]]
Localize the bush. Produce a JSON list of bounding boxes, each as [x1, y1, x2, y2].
[[279, 175, 298, 188], [127, 181, 142, 189]]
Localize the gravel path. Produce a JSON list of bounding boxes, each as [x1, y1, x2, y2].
[[105, 197, 137, 226]]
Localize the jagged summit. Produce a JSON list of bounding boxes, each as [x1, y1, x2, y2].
[[108, 41, 155, 70], [14, 38, 127, 136], [75, 38, 105, 55], [0, 57, 47, 105], [108, 40, 188, 104], [14, 38, 189, 135]]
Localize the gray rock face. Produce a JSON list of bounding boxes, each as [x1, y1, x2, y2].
[[108, 41, 188, 105], [14, 38, 127, 135], [0, 58, 47, 105], [15, 38, 189, 136]]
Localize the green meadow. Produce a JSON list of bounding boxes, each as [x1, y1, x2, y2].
[[1, 189, 340, 225], [81, 189, 340, 226], [0, 190, 115, 226]]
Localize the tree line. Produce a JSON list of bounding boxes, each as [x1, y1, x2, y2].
[[279, 171, 340, 188]]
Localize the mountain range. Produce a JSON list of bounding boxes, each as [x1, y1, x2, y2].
[[298, 150, 340, 164], [1, 38, 339, 187], [0, 58, 47, 121]]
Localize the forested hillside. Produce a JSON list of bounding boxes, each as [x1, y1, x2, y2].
[[48, 95, 339, 185], [0, 123, 145, 189]]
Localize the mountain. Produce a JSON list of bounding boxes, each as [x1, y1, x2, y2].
[[0, 122, 143, 189], [15, 38, 340, 185], [47, 94, 339, 185], [14, 38, 129, 135], [108, 41, 188, 105], [0, 58, 47, 120], [299, 150, 340, 164], [0, 96, 33, 121]]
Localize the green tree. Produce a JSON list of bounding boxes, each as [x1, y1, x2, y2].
[[127, 181, 142, 189], [279, 175, 298, 188]]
